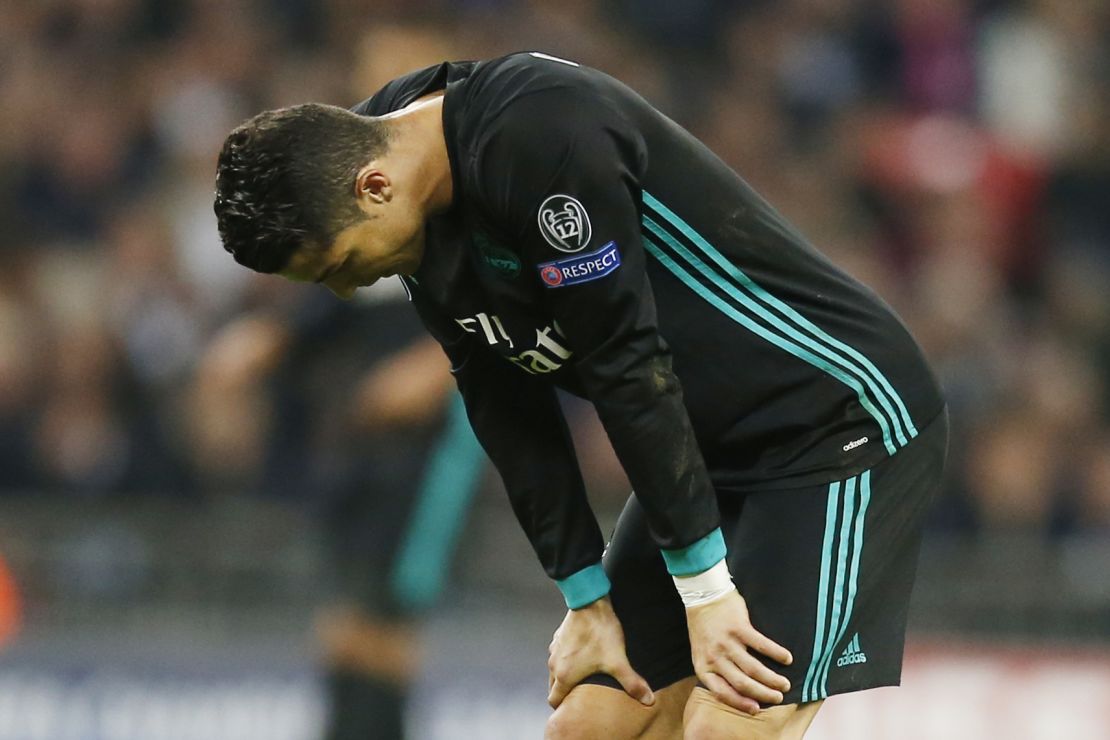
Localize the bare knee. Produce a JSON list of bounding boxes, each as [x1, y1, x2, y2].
[[544, 687, 624, 740], [545, 681, 692, 740], [682, 707, 731, 740], [683, 687, 823, 740], [545, 704, 604, 740], [681, 687, 725, 740]]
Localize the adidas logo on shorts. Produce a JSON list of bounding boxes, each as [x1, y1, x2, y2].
[[836, 633, 868, 667]]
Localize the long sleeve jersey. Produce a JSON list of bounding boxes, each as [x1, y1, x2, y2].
[[350, 52, 944, 608]]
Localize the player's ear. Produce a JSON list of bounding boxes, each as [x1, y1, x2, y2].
[[354, 165, 392, 206]]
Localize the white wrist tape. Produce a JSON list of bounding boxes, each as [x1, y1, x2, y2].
[[672, 558, 734, 608]]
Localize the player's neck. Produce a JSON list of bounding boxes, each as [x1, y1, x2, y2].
[[379, 94, 453, 218]]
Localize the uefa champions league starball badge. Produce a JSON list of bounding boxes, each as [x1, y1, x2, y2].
[[538, 195, 592, 253]]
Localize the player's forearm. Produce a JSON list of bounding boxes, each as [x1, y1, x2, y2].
[[582, 353, 723, 563], [454, 351, 608, 606]]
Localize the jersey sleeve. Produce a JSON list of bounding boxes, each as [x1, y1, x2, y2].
[[401, 277, 610, 608], [349, 62, 453, 116], [473, 75, 725, 574]]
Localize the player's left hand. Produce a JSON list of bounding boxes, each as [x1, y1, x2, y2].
[[685, 589, 793, 715], [546, 596, 655, 709]]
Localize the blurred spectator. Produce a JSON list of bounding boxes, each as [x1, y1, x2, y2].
[[893, 0, 978, 112], [0, 289, 43, 490], [1076, 438, 1110, 534]]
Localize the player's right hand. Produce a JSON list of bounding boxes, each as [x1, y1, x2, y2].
[[685, 589, 792, 715], [546, 596, 655, 709]]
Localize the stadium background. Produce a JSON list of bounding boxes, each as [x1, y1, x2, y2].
[[1, 0, 1109, 737]]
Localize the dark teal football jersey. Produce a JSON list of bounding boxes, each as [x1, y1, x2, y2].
[[350, 53, 944, 584]]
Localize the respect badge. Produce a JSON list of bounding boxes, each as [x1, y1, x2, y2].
[[537, 241, 621, 288]]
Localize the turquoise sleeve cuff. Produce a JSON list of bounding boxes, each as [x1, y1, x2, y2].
[[556, 562, 611, 609], [661, 527, 727, 576]]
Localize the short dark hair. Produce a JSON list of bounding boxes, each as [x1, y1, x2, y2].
[[213, 103, 391, 273]]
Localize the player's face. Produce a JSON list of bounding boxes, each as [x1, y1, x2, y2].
[[279, 210, 426, 300]]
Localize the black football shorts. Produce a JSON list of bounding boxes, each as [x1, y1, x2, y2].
[[582, 407, 948, 704]]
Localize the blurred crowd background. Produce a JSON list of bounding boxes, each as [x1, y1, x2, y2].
[[0, 0, 1109, 737]]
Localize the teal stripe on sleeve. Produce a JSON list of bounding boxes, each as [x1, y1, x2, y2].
[[642, 233, 899, 455], [390, 397, 486, 612], [556, 562, 611, 610], [642, 192, 917, 443], [802, 481, 841, 703], [660, 527, 727, 577]]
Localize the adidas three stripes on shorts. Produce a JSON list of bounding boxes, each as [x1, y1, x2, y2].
[[582, 407, 949, 704]]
